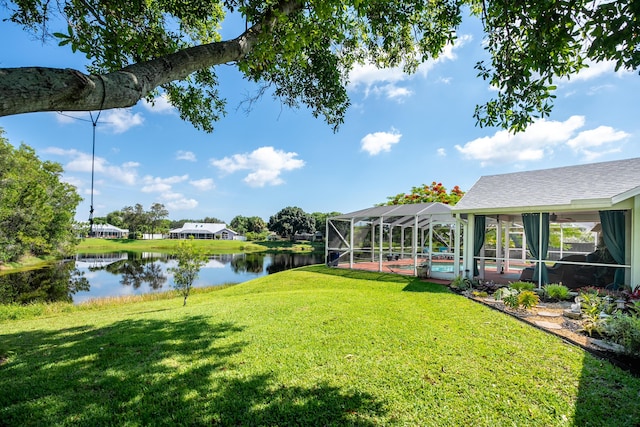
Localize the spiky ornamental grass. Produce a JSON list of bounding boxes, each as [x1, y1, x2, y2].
[[1, 266, 639, 426]]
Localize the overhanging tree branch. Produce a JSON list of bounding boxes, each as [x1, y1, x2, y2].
[[0, 0, 303, 116]]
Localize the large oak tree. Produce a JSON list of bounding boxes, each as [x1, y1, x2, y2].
[[1, 0, 638, 132]]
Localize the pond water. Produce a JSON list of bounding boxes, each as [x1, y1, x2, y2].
[[0, 252, 324, 305]]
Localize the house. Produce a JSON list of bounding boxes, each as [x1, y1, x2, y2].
[[168, 222, 239, 240], [89, 223, 129, 238], [451, 157, 640, 290]]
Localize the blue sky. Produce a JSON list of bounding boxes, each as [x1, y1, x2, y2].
[[1, 11, 639, 224]]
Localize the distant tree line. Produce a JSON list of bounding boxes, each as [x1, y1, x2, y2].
[[91, 204, 342, 242], [0, 129, 81, 263], [92, 203, 171, 238]]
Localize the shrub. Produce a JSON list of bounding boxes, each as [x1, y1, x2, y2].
[[544, 284, 570, 301], [472, 290, 488, 298], [510, 281, 535, 292], [450, 276, 471, 291], [518, 291, 540, 309], [604, 313, 640, 356], [502, 294, 520, 309], [628, 300, 640, 316], [493, 287, 518, 301], [579, 292, 614, 336]]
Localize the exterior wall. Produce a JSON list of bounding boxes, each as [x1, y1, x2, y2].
[[142, 233, 165, 240], [89, 226, 128, 238], [169, 230, 238, 240]]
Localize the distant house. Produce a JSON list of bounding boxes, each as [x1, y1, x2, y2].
[[89, 223, 129, 238], [169, 222, 239, 240]]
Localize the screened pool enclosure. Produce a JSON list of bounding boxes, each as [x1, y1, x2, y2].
[[325, 203, 461, 280]]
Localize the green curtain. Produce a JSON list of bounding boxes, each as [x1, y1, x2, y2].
[[522, 213, 549, 285], [473, 215, 486, 276], [599, 210, 626, 286]]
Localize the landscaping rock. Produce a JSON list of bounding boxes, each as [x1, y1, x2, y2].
[[563, 309, 582, 320], [591, 339, 626, 353], [535, 321, 563, 330], [538, 311, 562, 318]]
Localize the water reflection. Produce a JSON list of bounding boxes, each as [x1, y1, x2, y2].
[[0, 252, 323, 304], [0, 261, 90, 304]]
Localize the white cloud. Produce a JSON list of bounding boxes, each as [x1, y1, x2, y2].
[[376, 84, 413, 101], [61, 175, 84, 189], [567, 126, 629, 161], [164, 195, 199, 210], [437, 148, 447, 157], [571, 60, 618, 82], [44, 147, 139, 185], [141, 93, 175, 114], [360, 130, 402, 156], [141, 175, 189, 193], [210, 146, 305, 187], [155, 190, 198, 210], [176, 150, 197, 161], [455, 115, 630, 166], [100, 109, 144, 134], [348, 34, 471, 101], [190, 178, 215, 191]]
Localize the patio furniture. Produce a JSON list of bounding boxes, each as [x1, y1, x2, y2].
[[519, 254, 587, 288]]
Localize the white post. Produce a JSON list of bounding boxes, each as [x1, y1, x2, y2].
[[453, 219, 460, 276], [369, 221, 374, 262], [413, 215, 419, 276], [350, 218, 354, 268], [504, 221, 510, 273], [378, 217, 384, 272], [428, 220, 434, 268]]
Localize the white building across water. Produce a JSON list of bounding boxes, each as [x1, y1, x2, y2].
[[168, 222, 241, 240]]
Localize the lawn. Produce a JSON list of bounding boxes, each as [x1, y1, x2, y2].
[[74, 238, 321, 254], [1, 266, 639, 426]]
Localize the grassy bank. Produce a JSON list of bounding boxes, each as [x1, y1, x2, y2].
[[75, 238, 323, 254], [75, 238, 267, 254], [0, 254, 58, 273], [1, 266, 639, 426]]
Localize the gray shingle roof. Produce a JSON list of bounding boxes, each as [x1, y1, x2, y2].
[[452, 157, 640, 213]]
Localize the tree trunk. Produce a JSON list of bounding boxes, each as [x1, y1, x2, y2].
[[0, 0, 303, 117]]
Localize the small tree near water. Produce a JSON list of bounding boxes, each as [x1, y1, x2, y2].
[[169, 237, 207, 306]]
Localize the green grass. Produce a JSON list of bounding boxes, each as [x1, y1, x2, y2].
[[75, 237, 269, 254], [75, 238, 323, 254], [1, 266, 639, 426], [0, 254, 58, 274]]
